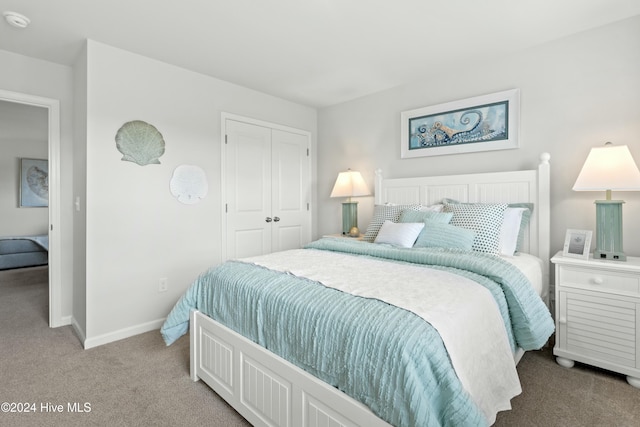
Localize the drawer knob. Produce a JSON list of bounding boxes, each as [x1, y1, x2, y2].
[[592, 277, 604, 285]]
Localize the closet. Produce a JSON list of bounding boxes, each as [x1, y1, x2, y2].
[[223, 116, 311, 260]]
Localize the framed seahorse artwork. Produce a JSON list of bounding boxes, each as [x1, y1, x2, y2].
[[400, 89, 519, 158]]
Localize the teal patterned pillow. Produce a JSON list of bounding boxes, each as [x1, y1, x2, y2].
[[363, 204, 422, 242], [443, 199, 533, 253], [443, 202, 507, 253], [413, 220, 476, 250], [398, 210, 453, 224]]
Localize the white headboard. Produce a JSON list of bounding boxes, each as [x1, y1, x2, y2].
[[374, 153, 551, 301]]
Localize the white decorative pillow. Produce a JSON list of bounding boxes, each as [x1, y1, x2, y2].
[[444, 202, 507, 254], [510, 203, 534, 252], [419, 204, 444, 212], [499, 207, 527, 256], [374, 220, 425, 248], [363, 204, 422, 242]]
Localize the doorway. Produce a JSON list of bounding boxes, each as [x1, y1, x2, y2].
[[0, 89, 62, 327]]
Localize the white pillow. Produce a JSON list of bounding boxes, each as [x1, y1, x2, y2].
[[499, 207, 527, 256], [374, 220, 425, 248], [419, 204, 444, 212]]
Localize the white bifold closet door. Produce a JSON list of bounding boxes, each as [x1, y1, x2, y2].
[[224, 118, 311, 260]]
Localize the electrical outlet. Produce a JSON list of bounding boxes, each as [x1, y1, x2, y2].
[[158, 278, 168, 293]]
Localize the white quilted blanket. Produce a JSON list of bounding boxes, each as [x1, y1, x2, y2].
[[244, 248, 522, 424]]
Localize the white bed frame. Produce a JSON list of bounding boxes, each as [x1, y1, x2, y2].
[[190, 153, 551, 427]]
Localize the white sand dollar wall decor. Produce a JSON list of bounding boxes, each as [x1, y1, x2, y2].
[[170, 165, 208, 205], [115, 120, 166, 166]]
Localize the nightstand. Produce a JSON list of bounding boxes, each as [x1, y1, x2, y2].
[[551, 251, 640, 388], [323, 233, 364, 240]]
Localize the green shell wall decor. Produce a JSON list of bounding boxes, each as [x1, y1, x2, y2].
[[115, 120, 166, 166]]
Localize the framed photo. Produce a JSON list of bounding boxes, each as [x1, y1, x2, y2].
[[400, 88, 520, 158], [19, 158, 48, 207], [563, 229, 592, 259]]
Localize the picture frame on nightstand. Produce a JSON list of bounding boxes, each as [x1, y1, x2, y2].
[[562, 229, 592, 259]]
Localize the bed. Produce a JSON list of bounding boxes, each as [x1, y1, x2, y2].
[[0, 235, 49, 270], [161, 153, 553, 427]]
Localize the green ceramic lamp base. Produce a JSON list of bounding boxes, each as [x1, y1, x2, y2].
[[341, 202, 358, 235], [594, 200, 626, 261]]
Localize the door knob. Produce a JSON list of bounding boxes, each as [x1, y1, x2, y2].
[[273, 216, 280, 222], [265, 217, 272, 222]]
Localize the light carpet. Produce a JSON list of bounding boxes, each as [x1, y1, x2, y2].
[[1, 266, 638, 426]]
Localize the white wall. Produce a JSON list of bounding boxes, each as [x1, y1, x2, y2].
[[81, 40, 317, 347], [318, 16, 640, 259], [72, 44, 88, 340], [0, 50, 75, 320]]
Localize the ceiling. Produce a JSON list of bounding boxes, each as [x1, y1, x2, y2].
[[0, 1, 639, 108]]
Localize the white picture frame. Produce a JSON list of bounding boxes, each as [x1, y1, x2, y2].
[[400, 89, 520, 158], [563, 229, 592, 259]]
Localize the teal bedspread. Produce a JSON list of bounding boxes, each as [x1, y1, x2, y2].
[[161, 238, 554, 427]]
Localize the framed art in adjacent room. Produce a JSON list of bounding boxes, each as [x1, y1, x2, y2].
[[562, 229, 592, 259], [19, 158, 49, 207], [400, 88, 520, 158]]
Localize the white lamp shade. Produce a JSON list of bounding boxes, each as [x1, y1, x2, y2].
[[573, 144, 640, 191], [330, 170, 371, 198]]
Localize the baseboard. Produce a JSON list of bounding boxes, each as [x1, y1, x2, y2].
[[49, 314, 72, 328], [83, 318, 166, 349], [70, 316, 86, 345]]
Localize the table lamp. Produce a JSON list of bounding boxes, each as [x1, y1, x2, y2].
[[330, 169, 370, 235], [572, 142, 640, 261]]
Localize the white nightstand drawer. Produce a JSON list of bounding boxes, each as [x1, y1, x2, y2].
[[558, 265, 640, 295]]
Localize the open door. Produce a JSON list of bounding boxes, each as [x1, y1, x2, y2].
[[0, 89, 63, 327]]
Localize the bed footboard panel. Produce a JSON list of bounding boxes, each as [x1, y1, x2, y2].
[[190, 310, 391, 427]]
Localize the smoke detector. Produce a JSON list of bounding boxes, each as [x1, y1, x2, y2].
[[4, 11, 30, 29]]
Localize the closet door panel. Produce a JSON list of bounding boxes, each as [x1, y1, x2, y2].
[[271, 129, 310, 253], [225, 120, 272, 259]]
